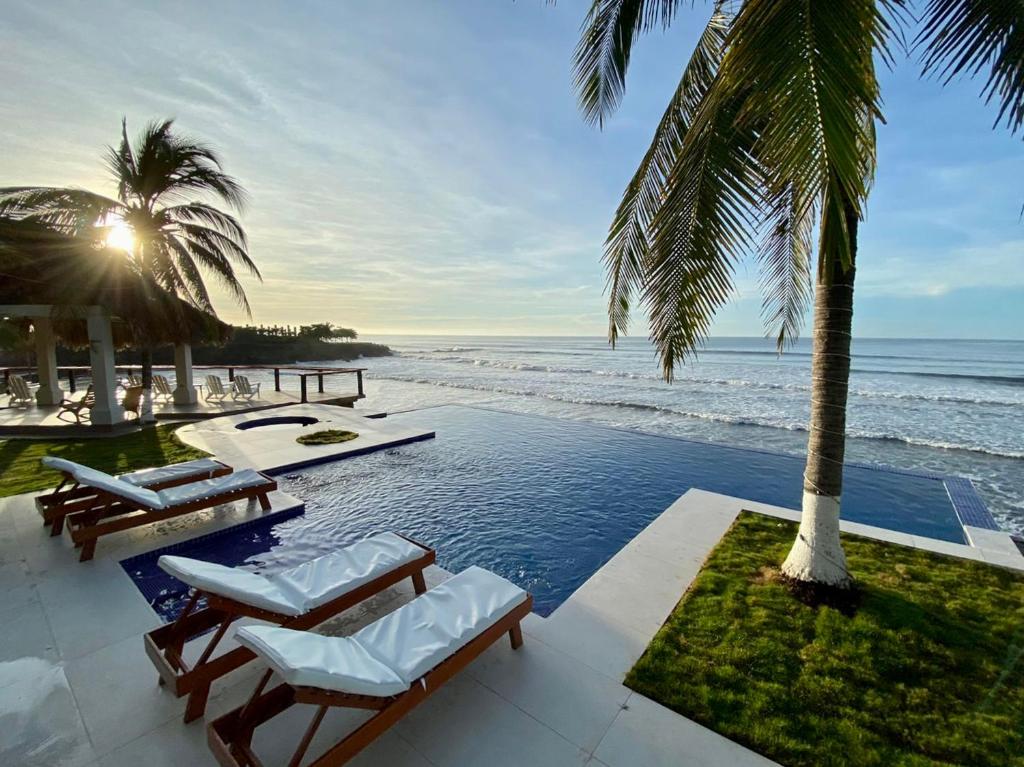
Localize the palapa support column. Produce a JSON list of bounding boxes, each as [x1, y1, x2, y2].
[[33, 317, 63, 405]]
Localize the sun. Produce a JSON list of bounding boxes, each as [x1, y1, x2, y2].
[[103, 218, 135, 253]]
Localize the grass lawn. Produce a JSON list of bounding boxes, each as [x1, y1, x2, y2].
[[626, 512, 1024, 767], [0, 424, 209, 497]]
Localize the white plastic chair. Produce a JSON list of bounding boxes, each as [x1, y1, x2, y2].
[[7, 374, 34, 406], [231, 375, 261, 400], [153, 374, 175, 402], [205, 375, 229, 401]]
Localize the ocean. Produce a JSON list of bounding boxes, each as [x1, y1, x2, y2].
[[347, 335, 1024, 536]]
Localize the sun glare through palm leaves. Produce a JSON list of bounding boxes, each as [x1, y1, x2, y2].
[[100, 216, 134, 253]]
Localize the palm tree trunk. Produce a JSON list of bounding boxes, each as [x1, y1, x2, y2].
[[781, 205, 858, 589], [140, 347, 155, 423]]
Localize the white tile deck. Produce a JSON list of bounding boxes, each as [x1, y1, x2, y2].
[[175, 403, 435, 472], [1, 425, 1020, 767]]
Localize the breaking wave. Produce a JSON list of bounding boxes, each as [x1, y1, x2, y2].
[[370, 373, 1024, 459]]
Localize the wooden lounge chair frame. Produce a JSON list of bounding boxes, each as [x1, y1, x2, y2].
[[37, 459, 232, 536], [65, 472, 277, 562], [57, 385, 95, 424], [208, 594, 533, 767], [146, 534, 436, 723]]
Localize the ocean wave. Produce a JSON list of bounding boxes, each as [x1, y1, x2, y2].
[[385, 354, 1024, 405], [370, 373, 1024, 459], [403, 347, 484, 354], [849, 368, 1024, 387]]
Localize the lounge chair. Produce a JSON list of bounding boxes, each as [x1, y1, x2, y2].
[[6, 373, 34, 406], [36, 455, 231, 535], [231, 374, 261, 401], [153, 374, 175, 402], [63, 466, 277, 562], [206, 375, 229, 401], [145, 532, 436, 722], [57, 385, 95, 424], [208, 566, 532, 767], [126, 373, 143, 387]]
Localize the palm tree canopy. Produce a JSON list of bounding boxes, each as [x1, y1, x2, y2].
[[0, 215, 231, 348], [573, 0, 1024, 378], [0, 118, 259, 319]]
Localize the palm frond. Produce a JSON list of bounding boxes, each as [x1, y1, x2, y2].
[[757, 182, 814, 351], [173, 236, 253, 317], [603, 3, 732, 345], [573, 0, 686, 126], [0, 187, 123, 236], [917, 0, 1024, 134], [161, 202, 248, 245], [174, 222, 261, 279], [722, 0, 888, 270], [643, 81, 762, 380], [105, 118, 140, 204], [164, 238, 215, 313]]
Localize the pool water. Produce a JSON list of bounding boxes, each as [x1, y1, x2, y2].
[[124, 405, 987, 620]]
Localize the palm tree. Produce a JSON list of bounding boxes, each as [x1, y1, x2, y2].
[[573, 1, 1023, 591], [0, 118, 259, 421]]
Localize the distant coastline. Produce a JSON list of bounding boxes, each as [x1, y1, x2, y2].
[[0, 322, 392, 368]]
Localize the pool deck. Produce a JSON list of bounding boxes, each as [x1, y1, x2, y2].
[[174, 404, 436, 473], [0, 390, 362, 437], [1, 439, 1022, 766]]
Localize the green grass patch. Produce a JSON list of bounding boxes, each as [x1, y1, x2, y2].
[[296, 429, 359, 446], [0, 425, 209, 497], [625, 512, 1024, 767]]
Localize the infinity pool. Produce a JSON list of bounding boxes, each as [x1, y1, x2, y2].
[[124, 405, 988, 619]]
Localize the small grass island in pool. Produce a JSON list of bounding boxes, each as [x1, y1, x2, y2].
[[296, 429, 359, 446], [124, 405, 994, 621]]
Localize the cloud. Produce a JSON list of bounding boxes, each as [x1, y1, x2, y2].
[[857, 240, 1024, 298]]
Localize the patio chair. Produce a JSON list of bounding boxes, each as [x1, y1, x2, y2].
[[126, 374, 143, 387], [208, 566, 532, 767], [153, 374, 175, 402], [6, 373, 34, 406], [57, 385, 95, 424], [206, 374, 229, 401], [145, 532, 436, 722], [36, 455, 231, 535], [231, 374, 261, 401], [63, 466, 277, 562]]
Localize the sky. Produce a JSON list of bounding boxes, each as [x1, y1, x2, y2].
[[2, 1, 1022, 339]]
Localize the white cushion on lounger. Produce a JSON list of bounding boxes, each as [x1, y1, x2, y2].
[[158, 556, 302, 616], [155, 469, 268, 507], [355, 566, 527, 685], [119, 458, 225, 486], [237, 625, 409, 697], [233, 566, 527, 697], [271, 533, 425, 612], [73, 466, 164, 509], [41, 456, 85, 474]]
